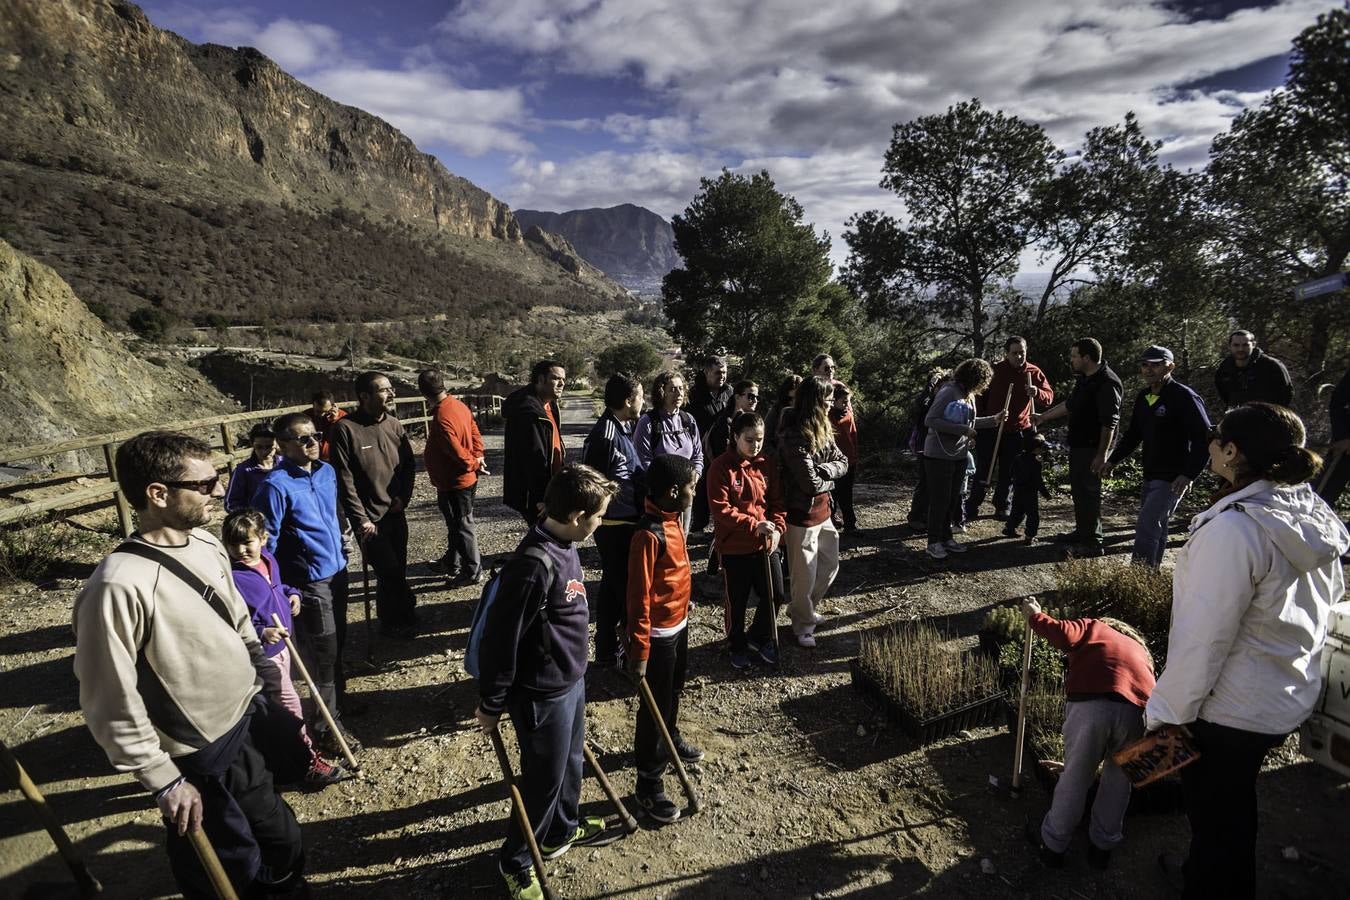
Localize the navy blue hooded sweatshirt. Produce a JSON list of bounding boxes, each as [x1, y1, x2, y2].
[[477, 523, 589, 716], [1108, 377, 1212, 482]]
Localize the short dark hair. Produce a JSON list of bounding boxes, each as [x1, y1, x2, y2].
[[1072, 338, 1102, 363], [271, 412, 312, 439], [1216, 402, 1321, 485], [705, 355, 727, 370], [1230, 330, 1255, 342], [222, 508, 267, 545], [734, 380, 757, 396], [731, 411, 764, 437], [1005, 335, 1027, 350], [646, 454, 697, 499], [354, 370, 386, 398], [417, 368, 447, 397], [604, 372, 642, 409], [247, 422, 274, 442], [531, 359, 564, 385], [116, 431, 213, 511], [543, 463, 618, 520], [311, 390, 334, 404], [832, 382, 851, 400]]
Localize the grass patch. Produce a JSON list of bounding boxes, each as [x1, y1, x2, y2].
[[858, 622, 1002, 719], [0, 521, 103, 583]]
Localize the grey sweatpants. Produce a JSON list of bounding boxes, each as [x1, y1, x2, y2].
[[1040, 699, 1145, 853]]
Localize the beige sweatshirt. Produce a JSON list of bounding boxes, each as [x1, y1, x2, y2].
[[73, 529, 279, 792]]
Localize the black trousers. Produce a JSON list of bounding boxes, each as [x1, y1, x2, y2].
[[362, 511, 416, 627], [435, 484, 482, 577], [1180, 719, 1286, 900], [831, 472, 856, 528], [690, 469, 712, 532], [295, 571, 348, 732], [165, 699, 304, 898], [635, 629, 688, 784], [923, 456, 965, 545], [720, 550, 783, 651], [501, 679, 585, 874], [1069, 447, 1105, 545], [592, 522, 636, 663], [1317, 449, 1349, 507], [967, 427, 1031, 517], [908, 457, 929, 524], [1007, 487, 1041, 537]]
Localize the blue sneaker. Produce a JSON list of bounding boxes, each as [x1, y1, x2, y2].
[[730, 649, 751, 669], [748, 638, 778, 666]]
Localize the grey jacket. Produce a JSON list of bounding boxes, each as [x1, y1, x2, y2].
[[922, 382, 1000, 461]]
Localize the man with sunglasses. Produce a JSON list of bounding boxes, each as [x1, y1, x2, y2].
[[253, 411, 362, 758], [74, 431, 308, 897], [1101, 345, 1212, 566]]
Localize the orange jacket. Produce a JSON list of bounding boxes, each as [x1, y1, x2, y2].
[[830, 408, 858, 469], [626, 501, 691, 662], [310, 407, 347, 462], [707, 448, 786, 556], [424, 394, 484, 491]]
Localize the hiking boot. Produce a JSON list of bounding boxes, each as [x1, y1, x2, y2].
[[1052, 531, 1083, 544], [316, 724, 363, 757], [747, 637, 778, 666], [1002, 526, 1021, 538], [673, 736, 704, 763], [1087, 843, 1112, 871], [926, 542, 949, 560], [730, 649, 752, 670], [303, 757, 346, 788], [1023, 818, 1064, 869], [635, 786, 680, 824], [499, 863, 544, 900], [796, 632, 817, 648], [943, 538, 967, 553], [541, 816, 618, 859]]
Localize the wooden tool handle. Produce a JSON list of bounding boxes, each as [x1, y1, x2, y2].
[[271, 614, 358, 771], [638, 677, 701, 814], [489, 728, 557, 900], [582, 742, 638, 833], [0, 739, 103, 896], [1011, 619, 1034, 792], [188, 828, 240, 900]]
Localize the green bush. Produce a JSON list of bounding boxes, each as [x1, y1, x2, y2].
[[0, 523, 98, 583], [1053, 557, 1173, 640], [594, 340, 664, 383]]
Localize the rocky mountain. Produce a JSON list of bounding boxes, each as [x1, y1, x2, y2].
[[0, 0, 627, 327], [0, 238, 236, 455], [514, 204, 680, 293]]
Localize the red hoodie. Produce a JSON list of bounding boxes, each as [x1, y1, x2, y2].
[[977, 360, 1054, 433], [707, 448, 786, 556], [1029, 614, 1156, 707], [626, 501, 691, 662], [830, 407, 858, 470]]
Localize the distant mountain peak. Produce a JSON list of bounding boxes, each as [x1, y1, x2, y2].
[[514, 205, 679, 292]]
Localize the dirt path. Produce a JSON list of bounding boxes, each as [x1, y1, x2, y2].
[[2, 411, 1346, 898]]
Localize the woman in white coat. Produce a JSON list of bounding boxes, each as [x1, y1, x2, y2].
[[1148, 402, 1349, 899]]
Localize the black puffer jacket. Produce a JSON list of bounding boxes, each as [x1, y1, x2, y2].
[[502, 386, 561, 517]]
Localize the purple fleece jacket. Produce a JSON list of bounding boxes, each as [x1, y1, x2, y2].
[[229, 548, 299, 659]]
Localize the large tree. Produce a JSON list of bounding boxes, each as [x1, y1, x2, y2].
[[842, 99, 1061, 356], [662, 169, 836, 381], [1206, 6, 1350, 373]]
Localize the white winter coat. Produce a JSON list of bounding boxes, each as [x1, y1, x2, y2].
[[1145, 479, 1350, 735]]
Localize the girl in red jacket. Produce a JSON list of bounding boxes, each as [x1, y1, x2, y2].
[[708, 412, 787, 668]]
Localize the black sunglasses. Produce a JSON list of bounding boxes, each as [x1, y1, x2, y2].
[[162, 475, 221, 495], [283, 434, 320, 446]]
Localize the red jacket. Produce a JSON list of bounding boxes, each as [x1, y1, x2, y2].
[[830, 408, 858, 469], [1029, 614, 1155, 707], [309, 407, 347, 462], [424, 394, 484, 491], [707, 449, 786, 556], [977, 360, 1054, 433], [626, 501, 691, 662]]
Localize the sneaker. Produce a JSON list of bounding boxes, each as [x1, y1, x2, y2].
[[943, 539, 967, 553], [428, 556, 456, 576], [303, 757, 346, 788], [926, 542, 949, 560], [635, 787, 680, 824], [747, 637, 778, 666], [730, 649, 751, 670], [1002, 527, 1021, 538], [1023, 818, 1064, 869], [316, 725, 363, 757], [1087, 843, 1112, 871], [796, 632, 817, 648], [541, 816, 617, 859], [1070, 542, 1105, 558], [499, 863, 544, 900], [673, 736, 704, 763], [951, 522, 967, 533], [1023, 536, 1035, 546], [810, 612, 826, 625]]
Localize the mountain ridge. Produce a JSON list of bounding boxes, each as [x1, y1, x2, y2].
[[514, 204, 680, 292]]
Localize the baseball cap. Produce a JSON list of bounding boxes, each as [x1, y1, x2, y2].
[[1139, 345, 1174, 363]]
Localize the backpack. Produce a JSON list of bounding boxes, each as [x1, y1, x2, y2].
[[464, 545, 555, 679], [650, 409, 697, 453]]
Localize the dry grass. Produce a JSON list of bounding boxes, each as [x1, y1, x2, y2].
[[859, 622, 1002, 720], [1053, 557, 1173, 639]]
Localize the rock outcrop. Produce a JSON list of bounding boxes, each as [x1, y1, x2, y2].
[[514, 204, 680, 292]]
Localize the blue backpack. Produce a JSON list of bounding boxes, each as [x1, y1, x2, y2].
[[464, 545, 555, 679]]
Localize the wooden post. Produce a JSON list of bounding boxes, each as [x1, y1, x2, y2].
[[0, 738, 103, 896], [103, 442, 133, 538], [1011, 619, 1035, 795], [219, 423, 236, 476]]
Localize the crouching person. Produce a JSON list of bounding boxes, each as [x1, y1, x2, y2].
[[74, 431, 306, 897], [474, 464, 620, 899], [1020, 598, 1156, 869]]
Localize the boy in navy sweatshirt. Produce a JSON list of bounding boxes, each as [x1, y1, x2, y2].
[[474, 464, 620, 900], [627, 454, 701, 823]]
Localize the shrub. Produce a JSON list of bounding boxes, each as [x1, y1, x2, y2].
[[0, 522, 96, 583], [858, 622, 1001, 719], [1053, 557, 1173, 644], [127, 305, 175, 341], [595, 340, 664, 383]]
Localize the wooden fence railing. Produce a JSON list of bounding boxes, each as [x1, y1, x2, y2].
[[0, 394, 504, 536]]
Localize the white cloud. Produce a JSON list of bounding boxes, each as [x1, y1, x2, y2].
[[248, 19, 342, 73]]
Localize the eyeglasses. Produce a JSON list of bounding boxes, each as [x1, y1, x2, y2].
[[283, 434, 320, 446], [742, 393, 759, 400], [162, 475, 220, 495]]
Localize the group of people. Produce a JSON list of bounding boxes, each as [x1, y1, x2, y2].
[[67, 330, 1350, 899]]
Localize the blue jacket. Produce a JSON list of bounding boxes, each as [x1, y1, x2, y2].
[[1108, 378, 1212, 482], [582, 410, 644, 521], [229, 548, 298, 659], [251, 457, 347, 585], [223, 454, 282, 513]]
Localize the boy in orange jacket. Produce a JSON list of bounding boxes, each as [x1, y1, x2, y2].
[[627, 454, 700, 823], [830, 382, 859, 531]]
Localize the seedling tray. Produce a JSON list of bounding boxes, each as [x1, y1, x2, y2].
[[850, 658, 1006, 744]]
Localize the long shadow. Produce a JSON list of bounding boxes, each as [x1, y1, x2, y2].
[[0, 623, 75, 655], [0, 655, 81, 713]]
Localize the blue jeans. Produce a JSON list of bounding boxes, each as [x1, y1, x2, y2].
[[501, 679, 586, 874], [1134, 478, 1184, 566]]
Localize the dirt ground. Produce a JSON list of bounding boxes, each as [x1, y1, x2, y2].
[[2, 401, 1347, 899]]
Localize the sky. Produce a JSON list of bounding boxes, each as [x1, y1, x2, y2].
[[140, 0, 1328, 269]]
